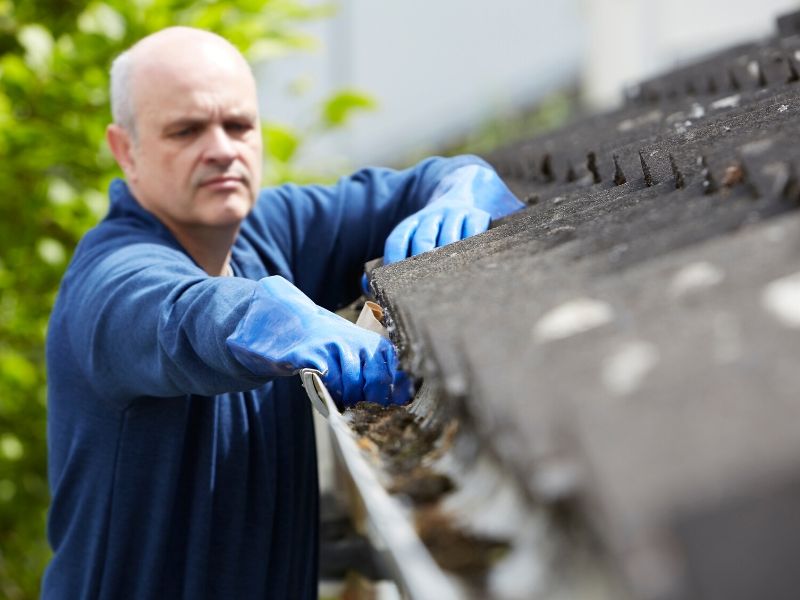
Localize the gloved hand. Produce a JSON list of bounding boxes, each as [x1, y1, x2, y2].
[[383, 164, 524, 265], [227, 276, 411, 407]]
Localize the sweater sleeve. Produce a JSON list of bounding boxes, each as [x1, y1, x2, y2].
[[244, 155, 489, 310], [61, 236, 268, 403]]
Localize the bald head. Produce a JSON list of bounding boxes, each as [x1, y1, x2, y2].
[[110, 27, 257, 138], [104, 26, 263, 255]]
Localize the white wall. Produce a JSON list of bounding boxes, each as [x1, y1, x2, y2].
[[255, 0, 800, 172], [582, 0, 800, 108], [255, 1, 586, 171]]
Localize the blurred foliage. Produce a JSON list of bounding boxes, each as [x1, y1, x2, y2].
[[322, 89, 376, 128], [441, 89, 578, 157], [0, 1, 374, 597], [264, 88, 376, 183]]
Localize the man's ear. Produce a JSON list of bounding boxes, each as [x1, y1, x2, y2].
[[106, 124, 137, 181]]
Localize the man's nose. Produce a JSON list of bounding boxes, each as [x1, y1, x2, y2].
[[203, 126, 237, 163]]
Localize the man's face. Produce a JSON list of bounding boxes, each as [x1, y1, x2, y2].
[[120, 47, 262, 233]]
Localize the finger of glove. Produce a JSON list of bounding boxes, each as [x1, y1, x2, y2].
[[382, 343, 411, 406], [389, 369, 412, 405], [344, 344, 369, 407], [384, 217, 419, 265], [319, 351, 345, 409], [410, 213, 444, 256], [324, 344, 363, 408], [361, 343, 395, 406], [438, 209, 468, 246], [360, 273, 371, 298], [463, 209, 491, 238], [367, 343, 411, 406]]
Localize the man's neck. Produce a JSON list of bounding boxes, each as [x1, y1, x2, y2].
[[169, 224, 238, 276]]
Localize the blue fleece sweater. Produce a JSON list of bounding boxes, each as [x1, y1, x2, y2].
[[43, 156, 483, 599]]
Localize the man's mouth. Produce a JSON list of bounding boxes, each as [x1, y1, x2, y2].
[[200, 175, 245, 187]]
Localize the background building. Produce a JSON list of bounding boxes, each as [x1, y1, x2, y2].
[[256, 0, 800, 171]]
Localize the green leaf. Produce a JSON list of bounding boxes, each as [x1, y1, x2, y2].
[[36, 238, 66, 266], [17, 24, 53, 74], [0, 479, 17, 503], [0, 434, 24, 461], [264, 122, 300, 163], [47, 177, 76, 206], [0, 351, 37, 390], [247, 32, 320, 61], [77, 3, 126, 41], [321, 90, 377, 128]]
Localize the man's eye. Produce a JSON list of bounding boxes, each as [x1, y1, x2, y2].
[[171, 126, 199, 138], [226, 122, 252, 134]]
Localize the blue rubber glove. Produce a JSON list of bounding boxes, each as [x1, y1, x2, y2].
[[383, 164, 524, 265], [227, 276, 411, 407]]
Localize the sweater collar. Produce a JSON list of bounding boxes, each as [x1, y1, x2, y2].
[[106, 178, 180, 245]]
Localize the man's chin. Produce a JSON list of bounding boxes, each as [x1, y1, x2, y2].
[[198, 190, 254, 225], [215, 204, 252, 227]]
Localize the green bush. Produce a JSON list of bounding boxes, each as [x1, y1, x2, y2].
[[0, 2, 374, 597]]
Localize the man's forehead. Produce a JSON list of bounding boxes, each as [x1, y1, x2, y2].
[[159, 105, 259, 123], [129, 31, 257, 118], [134, 54, 254, 94], [139, 92, 259, 130], [132, 62, 258, 122], [130, 27, 248, 72]]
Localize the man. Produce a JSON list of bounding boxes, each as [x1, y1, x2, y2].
[[44, 27, 523, 598]]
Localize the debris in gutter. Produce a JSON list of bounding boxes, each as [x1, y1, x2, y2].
[[344, 400, 515, 584], [415, 507, 511, 582], [346, 402, 440, 476]]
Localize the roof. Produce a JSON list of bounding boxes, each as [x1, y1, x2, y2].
[[370, 11, 800, 599]]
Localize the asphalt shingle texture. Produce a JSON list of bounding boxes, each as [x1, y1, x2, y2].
[[371, 14, 800, 600]]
